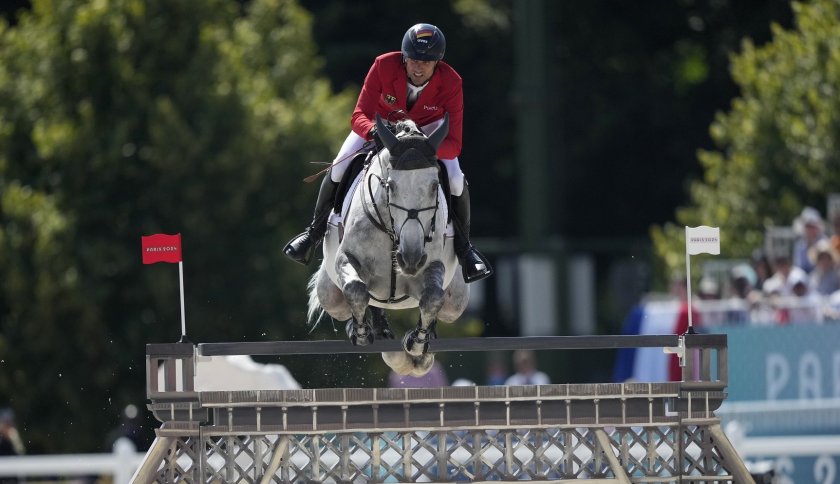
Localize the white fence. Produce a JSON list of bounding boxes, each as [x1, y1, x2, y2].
[[0, 438, 144, 484]]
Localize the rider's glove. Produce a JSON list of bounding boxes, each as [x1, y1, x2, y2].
[[369, 126, 385, 151]]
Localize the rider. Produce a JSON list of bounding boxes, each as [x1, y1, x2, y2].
[[283, 23, 493, 283]]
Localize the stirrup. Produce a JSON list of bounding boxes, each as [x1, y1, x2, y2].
[[460, 247, 493, 283], [283, 231, 321, 265]]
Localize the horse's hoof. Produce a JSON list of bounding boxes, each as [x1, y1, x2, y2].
[[409, 354, 435, 377], [402, 330, 430, 356], [346, 320, 374, 346], [349, 331, 374, 346]]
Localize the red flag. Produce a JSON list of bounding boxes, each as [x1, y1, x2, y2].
[[141, 233, 182, 264]]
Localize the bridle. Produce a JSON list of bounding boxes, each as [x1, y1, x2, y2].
[[363, 149, 440, 247], [361, 137, 441, 304]]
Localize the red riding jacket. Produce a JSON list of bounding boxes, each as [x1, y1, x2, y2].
[[351, 52, 463, 160]]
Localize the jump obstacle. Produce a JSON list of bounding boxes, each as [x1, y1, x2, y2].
[[132, 334, 753, 483]]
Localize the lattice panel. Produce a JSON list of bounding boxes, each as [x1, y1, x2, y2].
[[681, 425, 733, 480], [151, 436, 200, 483], [146, 425, 740, 483], [282, 433, 372, 482], [614, 426, 679, 480]]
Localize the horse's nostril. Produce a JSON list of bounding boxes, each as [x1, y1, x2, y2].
[[396, 253, 406, 268], [419, 254, 428, 268]]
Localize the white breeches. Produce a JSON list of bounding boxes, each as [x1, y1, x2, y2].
[[329, 121, 465, 197], [329, 131, 368, 182]]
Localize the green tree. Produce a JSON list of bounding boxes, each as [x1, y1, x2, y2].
[[653, 0, 840, 279], [0, 0, 355, 452]]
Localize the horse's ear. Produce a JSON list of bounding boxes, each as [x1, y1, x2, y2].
[[426, 113, 449, 152], [375, 114, 399, 152]]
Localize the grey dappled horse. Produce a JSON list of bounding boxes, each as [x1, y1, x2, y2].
[[308, 114, 469, 377]]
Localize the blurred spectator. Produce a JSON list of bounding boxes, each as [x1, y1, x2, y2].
[[786, 271, 823, 324], [697, 276, 725, 326], [808, 239, 840, 296], [763, 254, 807, 297], [0, 408, 24, 457], [730, 264, 758, 299], [751, 249, 773, 290], [831, 211, 840, 255], [825, 289, 840, 321], [485, 353, 508, 386], [720, 263, 757, 324], [505, 349, 550, 386], [0, 408, 25, 484], [389, 360, 448, 388], [792, 207, 827, 273], [698, 276, 720, 300]]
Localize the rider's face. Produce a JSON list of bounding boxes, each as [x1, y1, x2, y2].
[[405, 58, 437, 86]]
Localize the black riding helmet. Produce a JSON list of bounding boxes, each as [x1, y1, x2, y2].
[[401, 23, 446, 61]]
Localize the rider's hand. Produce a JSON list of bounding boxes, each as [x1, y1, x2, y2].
[[369, 126, 385, 151]]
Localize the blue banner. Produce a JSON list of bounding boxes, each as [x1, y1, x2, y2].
[[717, 324, 840, 483], [720, 324, 840, 402]]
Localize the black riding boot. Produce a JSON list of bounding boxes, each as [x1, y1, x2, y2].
[[283, 175, 338, 265], [451, 183, 493, 283]]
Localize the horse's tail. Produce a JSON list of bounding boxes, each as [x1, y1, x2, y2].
[[306, 263, 325, 327]]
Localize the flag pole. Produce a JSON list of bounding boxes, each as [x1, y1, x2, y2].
[[684, 226, 695, 334], [178, 260, 189, 343]]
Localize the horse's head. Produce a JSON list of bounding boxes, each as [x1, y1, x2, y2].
[[375, 113, 448, 276]]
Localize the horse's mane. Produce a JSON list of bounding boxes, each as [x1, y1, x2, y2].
[[393, 119, 421, 136]]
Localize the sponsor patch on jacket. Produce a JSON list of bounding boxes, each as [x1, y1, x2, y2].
[[384, 94, 397, 105]]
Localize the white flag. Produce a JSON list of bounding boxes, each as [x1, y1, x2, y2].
[[685, 226, 720, 255]]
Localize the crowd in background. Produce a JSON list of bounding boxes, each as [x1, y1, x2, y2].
[[694, 206, 840, 326]]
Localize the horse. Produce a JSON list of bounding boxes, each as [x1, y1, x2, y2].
[[307, 114, 469, 377]]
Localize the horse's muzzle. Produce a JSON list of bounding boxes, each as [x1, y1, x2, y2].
[[396, 251, 428, 276]]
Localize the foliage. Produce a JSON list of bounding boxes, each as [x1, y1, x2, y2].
[[0, 0, 355, 453], [0, 0, 809, 453], [653, 0, 840, 278], [549, 1, 793, 238]]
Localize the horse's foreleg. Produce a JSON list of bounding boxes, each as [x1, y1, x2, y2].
[[336, 252, 374, 346], [403, 261, 446, 356]]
